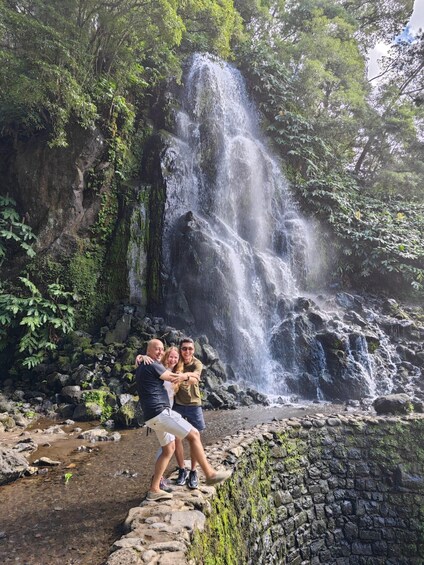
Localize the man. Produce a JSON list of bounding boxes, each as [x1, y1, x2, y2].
[[136, 338, 231, 501], [173, 337, 205, 489]]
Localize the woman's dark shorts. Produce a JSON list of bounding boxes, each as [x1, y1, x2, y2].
[[172, 404, 206, 432]]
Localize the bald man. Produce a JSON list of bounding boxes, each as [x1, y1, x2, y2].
[[136, 339, 231, 501]]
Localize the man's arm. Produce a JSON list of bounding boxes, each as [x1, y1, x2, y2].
[[183, 358, 203, 381], [159, 369, 187, 385]]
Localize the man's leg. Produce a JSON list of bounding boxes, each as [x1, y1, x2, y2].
[[185, 428, 217, 480], [175, 437, 185, 469], [151, 408, 231, 486], [150, 440, 175, 492], [187, 407, 205, 472]]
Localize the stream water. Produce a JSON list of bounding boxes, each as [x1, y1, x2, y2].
[[0, 404, 344, 565]]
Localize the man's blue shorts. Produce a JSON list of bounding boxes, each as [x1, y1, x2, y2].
[[172, 404, 206, 432]]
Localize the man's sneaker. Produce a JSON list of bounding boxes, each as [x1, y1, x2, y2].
[[205, 469, 232, 486], [146, 489, 173, 501], [175, 467, 189, 486], [187, 470, 199, 489], [159, 476, 173, 493]]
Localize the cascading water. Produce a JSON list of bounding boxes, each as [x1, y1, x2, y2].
[[132, 53, 408, 401], [161, 54, 312, 395]]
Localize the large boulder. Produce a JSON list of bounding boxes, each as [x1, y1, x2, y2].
[[373, 394, 413, 415], [0, 447, 29, 486]]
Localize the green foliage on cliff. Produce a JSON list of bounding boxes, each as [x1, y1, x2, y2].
[[0, 277, 75, 368], [0, 0, 422, 309], [0, 198, 75, 368], [0, 195, 36, 265], [0, 0, 242, 148], [235, 0, 423, 297], [298, 177, 424, 292]]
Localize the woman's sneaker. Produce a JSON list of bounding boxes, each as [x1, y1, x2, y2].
[[159, 477, 173, 493], [175, 467, 189, 486], [187, 470, 199, 489]]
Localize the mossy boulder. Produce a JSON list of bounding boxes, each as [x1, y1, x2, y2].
[[113, 396, 142, 428], [81, 389, 116, 422], [373, 393, 413, 415]]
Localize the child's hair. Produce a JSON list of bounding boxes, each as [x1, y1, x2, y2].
[[161, 346, 180, 369]]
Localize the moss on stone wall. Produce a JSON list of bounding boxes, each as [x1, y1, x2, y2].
[[190, 416, 424, 564]]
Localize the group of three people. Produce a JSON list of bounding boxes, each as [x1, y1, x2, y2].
[[136, 337, 231, 501]]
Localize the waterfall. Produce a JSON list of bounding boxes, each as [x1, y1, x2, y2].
[[161, 54, 312, 394], [128, 53, 404, 401]]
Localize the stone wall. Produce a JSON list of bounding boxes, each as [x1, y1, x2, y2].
[[108, 413, 424, 565]]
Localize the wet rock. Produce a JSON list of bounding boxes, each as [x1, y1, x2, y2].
[[119, 394, 134, 406], [0, 414, 17, 431], [56, 404, 76, 419], [33, 457, 62, 466], [209, 360, 227, 382], [201, 343, 219, 364], [44, 425, 66, 435], [14, 414, 30, 428], [335, 292, 360, 310], [77, 428, 121, 442], [13, 438, 38, 453], [45, 372, 71, 393], [60, 385, 82, 404], [73, 403, 103, 421], [344, 311, 367, 327], [247, 389, 269, 406], [373, 394, 413, 415], [0, 394, 14, 412], [206, 392, 225, 409], [72, 365, 95, 387], [114, 398, 141, 428], [294, 297, 312, 311], [0, 447, 29, 485]]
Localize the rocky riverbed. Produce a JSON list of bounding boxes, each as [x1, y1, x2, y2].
[[0, 403, 350, 565]]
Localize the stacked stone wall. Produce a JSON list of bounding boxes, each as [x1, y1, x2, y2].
[[108, 413, 424, 565]]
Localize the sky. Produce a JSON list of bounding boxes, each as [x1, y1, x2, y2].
[[367, 0, 424, 79]]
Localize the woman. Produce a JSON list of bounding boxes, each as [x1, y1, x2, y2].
[[161, 346, 180, 405]]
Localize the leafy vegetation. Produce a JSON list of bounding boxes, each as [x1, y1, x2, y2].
[[0, 0, 423, 379], [298, 176, 424, 291], [235, 0, 423, 297], [0, 0, 242, 148], [0, 195, 36, 265], [0, 198, 75, 369]]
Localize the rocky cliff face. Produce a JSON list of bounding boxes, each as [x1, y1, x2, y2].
[[0, 125, 107, 256], [0, 123, 135, 329]]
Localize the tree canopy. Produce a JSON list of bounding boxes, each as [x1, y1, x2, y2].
[[0, 0, 422, 308], [234, 0, 423, 295]]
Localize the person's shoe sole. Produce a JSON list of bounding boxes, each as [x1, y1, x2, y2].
[[146, 489, 173, 501], [205, 470, 232, 486]]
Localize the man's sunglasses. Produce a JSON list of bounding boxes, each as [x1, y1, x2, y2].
[[181, 346, 194, 351]]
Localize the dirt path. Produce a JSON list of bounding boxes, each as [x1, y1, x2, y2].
[[0, 403, 345, 565]]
